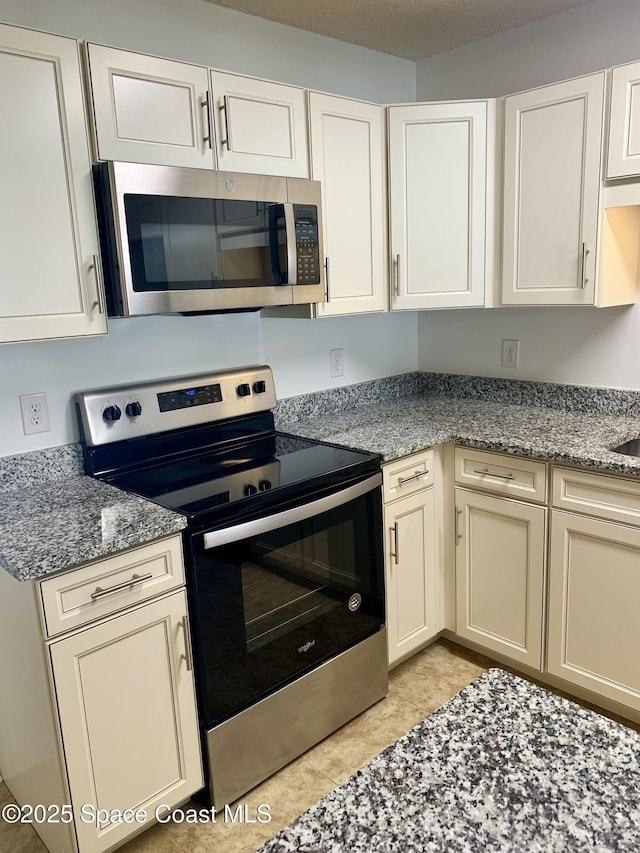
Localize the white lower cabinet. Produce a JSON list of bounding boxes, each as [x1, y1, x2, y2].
[[0, 536, 202, 853], [454, 487, 546, 669], [50, 589, 202, 853], [383, 450, 440, 666], [547, 510, 640, 714]]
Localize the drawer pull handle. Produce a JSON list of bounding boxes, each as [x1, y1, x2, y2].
[[390, 522, 399, 565], [398, 470, 428, 486], [179, 615, 193, 672], [472, 467, 515, 481], [90, 572, 153, 601], [455, 506, 463, 541]]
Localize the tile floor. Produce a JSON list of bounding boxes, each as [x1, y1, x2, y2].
[[1, 639, 636, 853]]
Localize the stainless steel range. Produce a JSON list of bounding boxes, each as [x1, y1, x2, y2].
[[75, 366, 387, 809]]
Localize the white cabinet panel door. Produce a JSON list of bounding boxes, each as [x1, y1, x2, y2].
[[502, 73, 604, 305], [384, 488, 438, 666], [389, 101, 489, 309], [607, 60, 640, 178], [211, 71, 308, 177], [455, 488, 546, 669], [309, 93, 387, 316], [548, 511, 640, 713], [0, 25, 106, 342], [87, 44, 214, 168], [50, 591, 202, 853]]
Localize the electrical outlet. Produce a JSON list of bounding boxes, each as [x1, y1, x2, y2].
[[330, 348, 344, 378], [501, 339, 520, 369], [20, 392, 50, 435]]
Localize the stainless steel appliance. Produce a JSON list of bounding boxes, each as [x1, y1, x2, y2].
[[75, 366, 387, 809], [93, 162, 325, 315]]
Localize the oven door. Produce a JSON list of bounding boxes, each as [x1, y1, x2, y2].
[[187, 474, 384, 727]]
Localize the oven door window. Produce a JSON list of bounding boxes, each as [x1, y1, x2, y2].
[[123, 195, 287, 291], [190, 486, 383, 727]]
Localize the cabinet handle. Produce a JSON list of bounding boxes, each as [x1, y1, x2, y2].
[[455, 506, 463, 542], [90, 572, 153, 601], [390, 522, 399, 565], [397, 470, 428, 486], [201, 94, 212, 149], [579, 242, 590, 289], [324, 257, 331, 302], [88, 255, 105, 314], [219, 95, 230, 149], [472, 467, 515, 481], [179, 614, 193, 672], [393, 253, 400, 295]]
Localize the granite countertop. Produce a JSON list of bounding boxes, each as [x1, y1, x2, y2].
[[277, 393, 640, 476], [0, 476, 186, 582], [4, 373, 640, 582], [258, 668, 640, 852]]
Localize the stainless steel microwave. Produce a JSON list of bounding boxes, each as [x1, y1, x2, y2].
[[93, 161, 325, 315]]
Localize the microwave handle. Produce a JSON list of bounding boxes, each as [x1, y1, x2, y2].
[[283, 202, 297, 285], [202, 473, 381, 549]]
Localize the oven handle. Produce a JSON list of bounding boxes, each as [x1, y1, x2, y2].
[[202, 473, 382, 549]]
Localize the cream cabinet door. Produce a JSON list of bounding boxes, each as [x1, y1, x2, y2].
[[502, 73, 605, 305], [547, 511, 640, 713], [49, 590, 202, 853], [454, 488, 546, 669], [86, 43, 214, 168], [211, 71, 308, 177], [309, 92, 387, 316], [607, 60, 640, 178], [388, 101, 489, 309], [0, 25, 107, 343], [384, 488, 438, 666]]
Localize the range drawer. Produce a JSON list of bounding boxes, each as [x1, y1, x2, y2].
[[454, 447, 547, 503], [383, 449, 434, 504], [552, 466, 640, 526], [39, 535, 184, 638]]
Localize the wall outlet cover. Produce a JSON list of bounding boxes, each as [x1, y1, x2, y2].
[[19, 392, 50, 435]]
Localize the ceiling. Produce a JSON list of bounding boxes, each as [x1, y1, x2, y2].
[[204, 0, 597, 61]]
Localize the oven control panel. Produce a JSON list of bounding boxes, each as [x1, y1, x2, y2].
[[158, 383, 222, 412], [75, 366, 276, 446]]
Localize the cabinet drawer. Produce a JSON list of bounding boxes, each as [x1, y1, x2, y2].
[[552, 467, 640, 526], [454, 447, 546, 503], [383, 449, 434, 503], [39, 536, 184, 638]]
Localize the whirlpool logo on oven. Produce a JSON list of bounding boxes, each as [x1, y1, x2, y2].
[[298, 639, 316, 654]]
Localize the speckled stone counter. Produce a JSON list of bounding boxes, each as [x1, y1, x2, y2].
[[276, 392, 640, 476], [0, 476, 186, 582], [257, 668, 640, 852]]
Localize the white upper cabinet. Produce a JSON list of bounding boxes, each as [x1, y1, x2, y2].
[[502, 73, 605, 306], [86, 44, 214, 168], [388, 100, 493, 310], [211, 70, 308, 177], [607, 60, 640, 178], [0, 25, 107, 344], [308, 92, 387, 316]]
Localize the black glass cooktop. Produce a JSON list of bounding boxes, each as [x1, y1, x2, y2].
[[102, 431, 380, 529]]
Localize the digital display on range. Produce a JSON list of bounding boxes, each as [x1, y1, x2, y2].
[[158, 383, 222, 412]]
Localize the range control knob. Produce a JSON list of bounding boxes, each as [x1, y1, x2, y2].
[[102, 405, 122, 423], [237, 383, 251, 398], [253, 380, 267, 394], [243, 484, 257, 497], [258, 479, 272, 492], [125, 401, 142, 418]]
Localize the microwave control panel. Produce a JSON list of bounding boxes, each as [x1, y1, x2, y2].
[[294, 204, 320, 284]]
